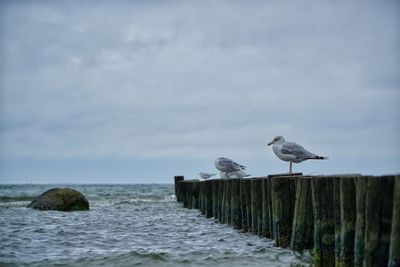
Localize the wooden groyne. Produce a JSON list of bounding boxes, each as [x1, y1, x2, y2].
[[174, 174, 400, 267]]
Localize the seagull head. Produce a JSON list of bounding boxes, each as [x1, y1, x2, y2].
[[268, 135, 285, 146]]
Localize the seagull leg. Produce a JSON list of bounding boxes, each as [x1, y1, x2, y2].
[[289, 162, 292, 174]]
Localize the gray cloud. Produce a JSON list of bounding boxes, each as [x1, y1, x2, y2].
[[0, 0, 399, 182]]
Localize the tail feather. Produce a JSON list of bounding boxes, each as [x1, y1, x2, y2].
[[314, 155, 328, 160]]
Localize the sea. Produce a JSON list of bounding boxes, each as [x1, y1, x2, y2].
[[0, 184, 309, 267]]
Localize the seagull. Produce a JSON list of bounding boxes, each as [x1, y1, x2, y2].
[[267, 135, 328, 174], [215, 157, 246, 172], [198, 172, 217, 180], [215, 157, 249, 178]]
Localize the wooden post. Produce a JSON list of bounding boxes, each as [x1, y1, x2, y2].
[[332, 177, 341, 264], [183, 182, 190, 208], [220, 179, 227, 223], [218, 179, 225, 223], [174, 176, 184, 202], [187, 181, 195, 209], [261, 177, 273, 238], [205, 180, 213, 218], [290, 176, 313, 251], [245, 179, 252, 231], [191, 181, 200, 209], [271, 176, 296, 247], [176, 180, 184, 203], [389, 175, 400, 267], [180, 181, 186, 205], [364, 176, 394, 267], [212, 179, 219, 219], [240, 179, 249, 232], [199, 181, 205, 214], [224, 179, 232, 224], [250, 178, 257, 234], [231, 179, 242, 228], [250, 179, 263, 235], [311, 176, 335, 267], [354, 176, 368, 267], [339, 177, 356, 266]]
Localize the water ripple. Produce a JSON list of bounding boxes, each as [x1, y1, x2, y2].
[[0, 184, 309, 267]]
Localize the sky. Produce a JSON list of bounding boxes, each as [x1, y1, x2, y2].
[[0, 0, 399, 184]]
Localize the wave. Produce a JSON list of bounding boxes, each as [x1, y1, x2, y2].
[[0, 250, 303, 267], [1, 251, 172, 267], [0, 196, 36, 203]]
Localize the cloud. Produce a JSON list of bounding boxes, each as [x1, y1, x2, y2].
[[0, 0, 399, 181]]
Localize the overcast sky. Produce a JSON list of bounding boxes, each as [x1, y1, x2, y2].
[[0, 0, 399, 184]]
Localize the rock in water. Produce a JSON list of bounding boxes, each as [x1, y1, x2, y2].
[[27, 188, 89, 211]]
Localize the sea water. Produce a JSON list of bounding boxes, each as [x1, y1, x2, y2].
[[0, 184, 308, 266]]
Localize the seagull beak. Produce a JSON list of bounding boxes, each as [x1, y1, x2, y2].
[[267, 142, 273, 146]]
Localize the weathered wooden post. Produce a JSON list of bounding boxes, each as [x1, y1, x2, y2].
[[176, 181, 185, 204], [389, 175, 400, 267], [198, 181, 205, 214], [364, 176, 394, 267], [261, 177, 273, 238], [220, 179, 227, 223], [230, 179, 242, 228], [212, 179, 219, 219], [290, 176, 313, 251], [332, 177, 341, 264], [270, 175, 296, 247], [174, 176, 184, 202], [311, 176, 335, 267], [240, 179, 249, 232], [205, 180, 213, 218], [250, 178, 257, 233], [250, 178, 263, 235], [245, 179, 252, 232], [191, 181, 200, 209], [183, 181, 190, 208], [217, 179, 224, 222], [188, 181, 196, 209], [179, 181, 185, 204], [224, 179, 232, 224], [354, 176, 368, 267], [338, 176, 356, 267]]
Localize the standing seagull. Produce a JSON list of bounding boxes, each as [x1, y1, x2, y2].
[[215, 157, 249, 178], [267, 135, 328, 174]]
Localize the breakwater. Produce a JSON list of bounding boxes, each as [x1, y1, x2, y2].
[[174, 174, 400, 267]]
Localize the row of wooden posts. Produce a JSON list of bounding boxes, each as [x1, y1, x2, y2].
[[174, 174, 400, 267]]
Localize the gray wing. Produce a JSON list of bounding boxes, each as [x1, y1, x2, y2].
[[281, 142, 315, 160], [216, 158, 246, 172]]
